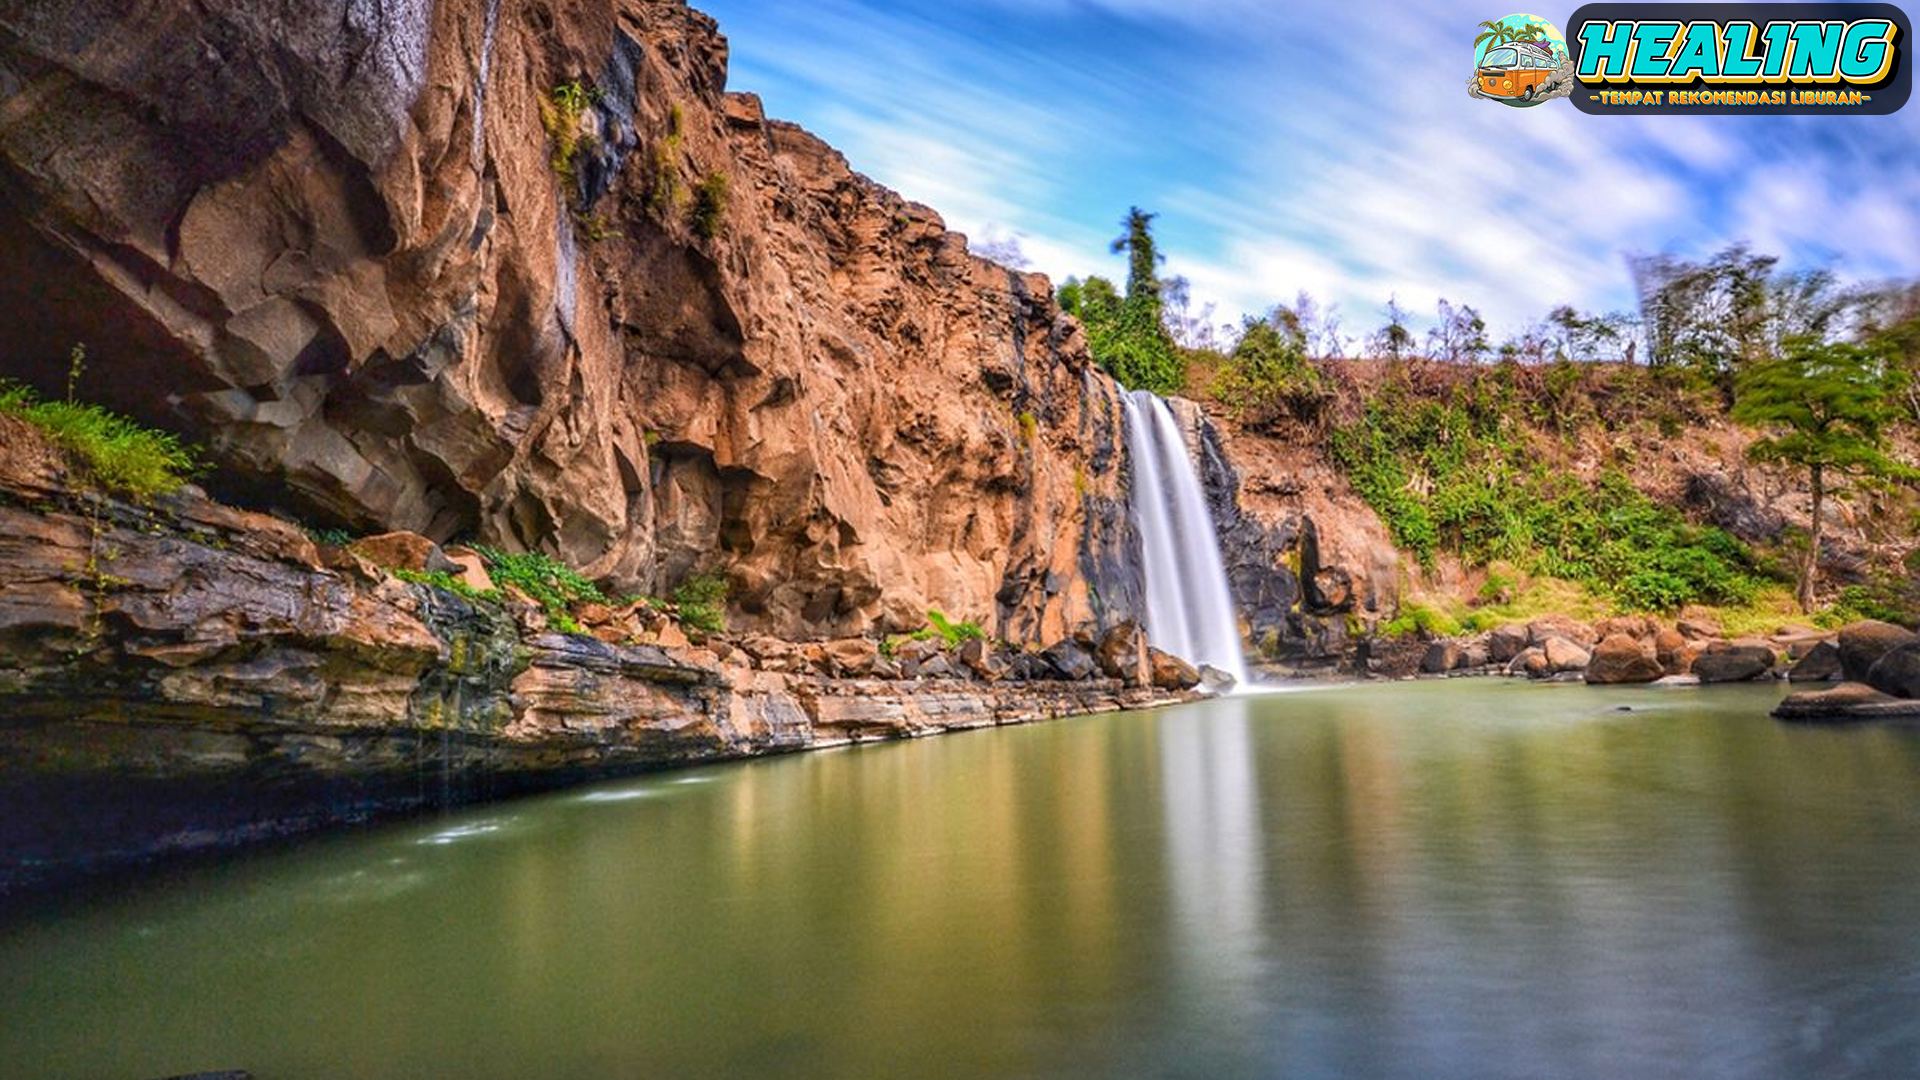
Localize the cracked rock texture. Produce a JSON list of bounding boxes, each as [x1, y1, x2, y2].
[[0, 0, 1147, 644]]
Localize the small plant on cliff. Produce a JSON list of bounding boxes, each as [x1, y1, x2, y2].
[[475, 546, 607, 633], [541, 81, 599, 199], [0, 348, 198, 500], [648, 105, 686, 216], [671, 570, 729, 635], [395, 567, 496, 605], [910, 609, 987, 649], [690, 171, 730, 239]]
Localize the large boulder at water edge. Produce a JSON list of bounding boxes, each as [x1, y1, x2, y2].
[[1691, 643, 1776, 683], [1043, 640, 1099, 681], [1542, 636, 1592, 674], [1773, 682, 1920, 723], [1788, 640, 1843, 683], [1585, 634, 1663, 684], [1486, 623, 1530, 663], [1198, 665, 1238, 694], [1866, 642, 1920, 699], [1422, 640, 1467, 674], [1149, 649, 1202, 691], [1838, 620, 1919, 682], [821, 638, 880, 678], [1095, 621, 1152, 686], [957, 638, 1007, 682]]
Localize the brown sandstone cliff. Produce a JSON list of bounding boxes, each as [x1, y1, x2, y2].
[[0, 0, 1143, 644]]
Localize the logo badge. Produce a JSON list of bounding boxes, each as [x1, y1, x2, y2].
[[1470, 14, 1574, 106], [1567, 3, 1911, 114]]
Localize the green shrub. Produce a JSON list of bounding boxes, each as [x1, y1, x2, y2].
[[1380, 601, 1461, 638], [540, 81, 598, 198], [690, 171, 729, 239], [1210, 317, 1328, 425], [911, 608, 987, 649], [475, 546, 606, 632], [0, 366, 198, 500], [672, 570, 729, 635], [1331, 387, 1765, 613], [395, 567, 496, 604]]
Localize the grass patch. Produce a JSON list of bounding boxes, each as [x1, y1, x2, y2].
[[0, 362, 197, 500], [690, 171, 729, 239], [540, 81, 598, 202], [671, 570, 729, 635], [395, 567, 496, 605], [475, 546, 606, 635]]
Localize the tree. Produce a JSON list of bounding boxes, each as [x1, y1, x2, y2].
[[1075, 208, 1185, 396], [1733, 336, 1912, 611], [1428, 298, 1490, 364], [1369, 296, 1414, 360]]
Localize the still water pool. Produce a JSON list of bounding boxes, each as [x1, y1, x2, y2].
[[4, 680, 1919, 1080]]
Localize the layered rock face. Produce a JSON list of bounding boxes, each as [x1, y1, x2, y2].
[[0, 416, 1191, 894], [0, 0, 1141, 644]]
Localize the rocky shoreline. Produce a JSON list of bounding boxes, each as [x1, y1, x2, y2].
[[0, 417, 1201, 897], [1354, 609, 1920, 724]]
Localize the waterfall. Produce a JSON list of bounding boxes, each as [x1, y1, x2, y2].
[[1122, 390, 1249, 687]]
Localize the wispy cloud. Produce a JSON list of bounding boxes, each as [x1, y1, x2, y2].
[[700, 0, 1920, 340]]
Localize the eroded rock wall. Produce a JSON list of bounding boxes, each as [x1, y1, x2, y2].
[[0, 0, 1141, 643]]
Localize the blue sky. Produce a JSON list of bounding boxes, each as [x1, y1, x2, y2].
[[697, 0, 1920, 342]]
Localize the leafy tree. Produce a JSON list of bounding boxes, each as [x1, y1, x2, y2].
[[1428, 298, 1490, 364], [1064, 209, 1186, 395], [1369, 296, 1414, 360], [1733, 336, 1912, 611], [1211, 311, 1328, 426]]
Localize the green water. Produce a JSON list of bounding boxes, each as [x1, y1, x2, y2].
[[4, 680, 1920, 1080]]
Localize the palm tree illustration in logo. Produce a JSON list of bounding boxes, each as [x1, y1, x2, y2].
[[1471, 14, 1572, 107]]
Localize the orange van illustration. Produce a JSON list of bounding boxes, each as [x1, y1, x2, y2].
[[1478, 40, 1559, 101]]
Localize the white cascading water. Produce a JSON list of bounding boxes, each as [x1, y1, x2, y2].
[[1121, 390, 1249, 687]]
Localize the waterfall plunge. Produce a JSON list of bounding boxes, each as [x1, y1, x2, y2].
[[1121, 390, 1249, 687]]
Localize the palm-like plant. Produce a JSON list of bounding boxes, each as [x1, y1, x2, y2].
[[1475, 17, 1547, 54]]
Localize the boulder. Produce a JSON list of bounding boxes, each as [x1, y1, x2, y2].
[[905, 653, 957, 680], [1042, 640, 1098, 681], [1198, 664, 1238, 694], [1529, 616, 1596, 650], [1365, 638, 1427, 679], [957, 637, 1006, 682], [1509, 646, 1549, 678], [1486, 623, 1530, 663], [1421, 640, 1466, 674], [1094, 621, 1152, 685], [1773, 681, 1920, 723], [442, 545, 495, 594], [1542, 635, 1592, 674], [1148, 649, 1202, 690], [1838, 620, 1919, 682], [892, 637, 941, 666], [1004, 653, 1054, 681], [1691, 643, 1775, 683], [1594, 616, 1656, 642], [1461, 642, 1491, 669], [1787, 639, 1842, 683], [1653, 628, 1690, 674], [349, 531, 457, 575], [1585, 634, 1663, 685], [1676, 612, 1723, 640], [1865, 642, 1920, 699], [821, 638, 879, 678]]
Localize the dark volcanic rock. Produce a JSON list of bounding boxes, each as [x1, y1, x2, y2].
[[1787, 639, 1843, 683], [1422, 640, 1466, 674], [1691, 643, 1776, 683], [1042, 640, 1098, 682], [1866, 642, 1920, 699], [1773, 682, 1920, 723], [1839, 620, 1919, 682]]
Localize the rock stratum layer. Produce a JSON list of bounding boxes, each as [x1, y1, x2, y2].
[[0, 0, 1153, 644], [0, 416, 1194, 895]]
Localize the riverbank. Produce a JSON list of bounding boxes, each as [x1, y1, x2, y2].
[[0, 417, 1200, 897]]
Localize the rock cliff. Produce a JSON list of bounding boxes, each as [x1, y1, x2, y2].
[[0, 0, 1144, 644]]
